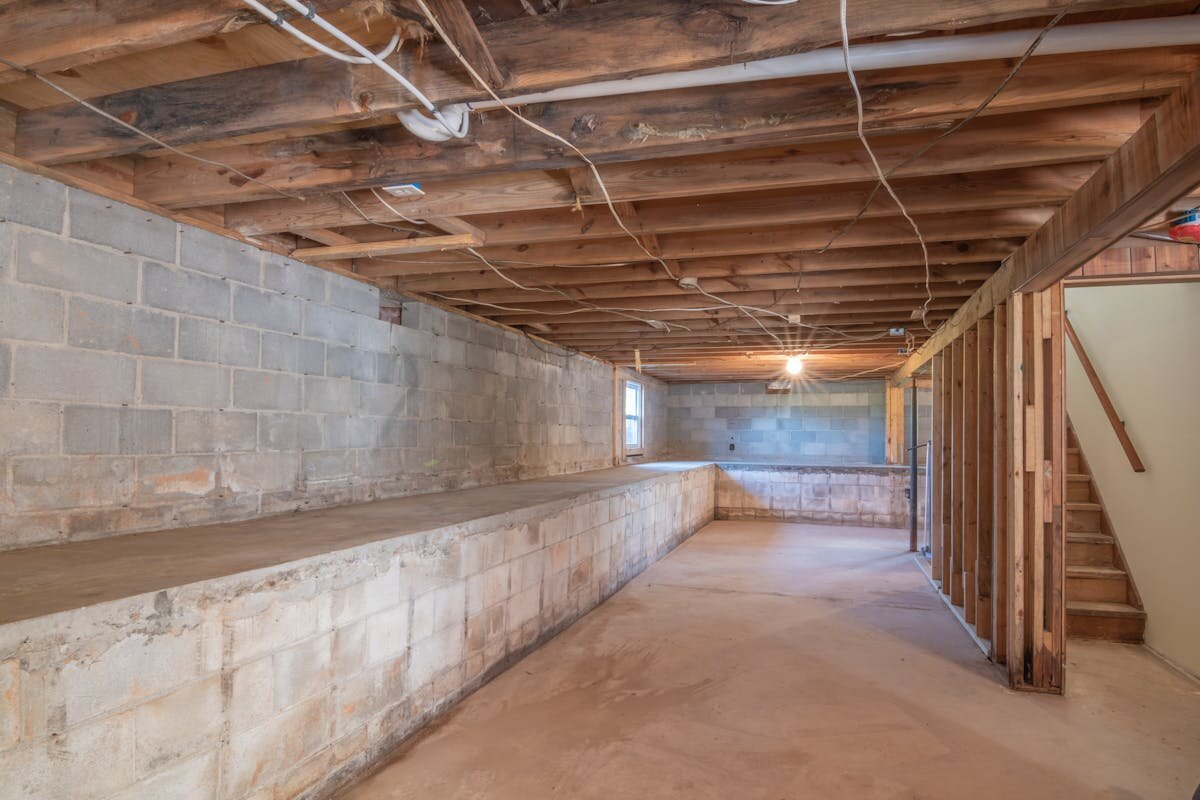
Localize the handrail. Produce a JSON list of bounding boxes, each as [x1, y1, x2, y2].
[[1064, 314, 1146, 472]]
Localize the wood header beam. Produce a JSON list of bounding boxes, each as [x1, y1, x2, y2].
[[892, 70, 1200, 384]]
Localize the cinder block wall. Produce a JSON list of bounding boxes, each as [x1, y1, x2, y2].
[[0, 163, 614, 551], [716, 464, 910, 527], [665, 380, 886, 463], [0, 465, 716, 800]]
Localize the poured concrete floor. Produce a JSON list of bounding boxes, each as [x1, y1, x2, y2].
[[339, 521, 1200, 800]]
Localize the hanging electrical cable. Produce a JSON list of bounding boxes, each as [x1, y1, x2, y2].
[[810, 0, 1078, 330], [834, 0, 934, 330], [413, 0, 911, 359], [816, 2, 1076, 256]]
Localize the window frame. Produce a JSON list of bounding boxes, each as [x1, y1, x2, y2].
[[623, 379, 645, 456]]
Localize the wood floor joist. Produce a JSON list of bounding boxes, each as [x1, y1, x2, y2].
[[128, 50, 1192, 207], [1, 0, 1193, 381], [10, 0, 1168, 164], [217, 102, 1138, 226]]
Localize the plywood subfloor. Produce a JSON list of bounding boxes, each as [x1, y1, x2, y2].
[[338, 521, 1200, 800]]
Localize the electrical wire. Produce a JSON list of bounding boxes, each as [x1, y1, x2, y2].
[[241, 0, 469, 139], [817, 1, 1076, 254], [0, 54, 303, 201], [835, 0, 934, 331], [337, 191, 430, 236], [412, 0, 674, 279], [811, 0, 1078, 328], [416, 0, 902, 358], [240, 0, 402, 65]]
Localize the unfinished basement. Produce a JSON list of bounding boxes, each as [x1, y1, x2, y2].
[[0, 1, 1198, 798]]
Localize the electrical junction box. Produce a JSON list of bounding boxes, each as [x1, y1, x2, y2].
[[381, 183, 425, 198]]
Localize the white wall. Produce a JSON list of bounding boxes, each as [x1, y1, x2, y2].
[[1065, 282, 1200, 677]]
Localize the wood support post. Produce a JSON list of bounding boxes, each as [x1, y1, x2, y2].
[[1005, 284, 1066, 692], [976, 315, 995, 641], [950, 338, 965, 606], [885, 384, 906, 464], [930, 354, 944, 582], [992, 302, 1009, 664], [962, 327, 979, 624]]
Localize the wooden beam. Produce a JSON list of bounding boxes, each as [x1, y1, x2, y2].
[[127, 50, 1182, 204], [199, 102, 1136, 217], [992, 301, 1009, 665], [429, 264, 995, 305], [962, 326, 979, 623], [886, 384, 905, 465], [292, 232, 482, 262], [13, 0, 1164, 164], [976, 314, 996, 642], [419, 0, 507, 89], [949, 337, 964, 606], [894, 70, 1200, 384], [930, 353, 945, 582], [389, 241, 1014, 291], [0, 0, 346, 85], [351, 208, 1049, 276]]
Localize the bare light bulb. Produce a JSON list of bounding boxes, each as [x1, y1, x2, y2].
[[785, 355, 804, 376]]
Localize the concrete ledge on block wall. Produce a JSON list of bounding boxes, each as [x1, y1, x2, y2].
[[0, 462, 715, 800], [715, 462, 912, 528]]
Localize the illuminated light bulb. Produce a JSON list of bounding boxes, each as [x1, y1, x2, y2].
[[785, 355, 805, 376]]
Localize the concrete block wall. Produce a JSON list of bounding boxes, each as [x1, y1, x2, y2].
[[0, 162, 613, 551], [715, 464, 910, 528], [665, 380, 886, 463], [0, 464, 716, 800]]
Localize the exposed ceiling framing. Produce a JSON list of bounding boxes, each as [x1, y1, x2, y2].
[[1, 0, 1198, 381]]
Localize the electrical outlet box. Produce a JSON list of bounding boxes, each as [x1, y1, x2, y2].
[[889, 326, 906, 337], [381, 183, 424, 198]]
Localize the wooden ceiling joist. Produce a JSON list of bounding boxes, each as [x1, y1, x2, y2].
[[0, 0, 349, 85], [9, 0, 1165, 164], [2, 1, 1193, 381], [127, 50, 1192, 207], [387, 242, 1018, 292], [216, 102, 1139, 235], [354, 207, 1051, 276]]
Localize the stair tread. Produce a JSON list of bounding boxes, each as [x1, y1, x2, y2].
[[1068, 531, 1113, 544], [1067, 564, 1126, 578], [1067, 501, 1102, 511], [1067, 600, 1145, 618], [1067, 473, 1091, 481]]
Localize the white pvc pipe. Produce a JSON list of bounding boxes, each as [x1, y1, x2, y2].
[[467, 16, 1200, 111], [242, 0, 469, 139]]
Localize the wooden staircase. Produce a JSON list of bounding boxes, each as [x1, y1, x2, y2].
[[1065, 426, 1146, 642]]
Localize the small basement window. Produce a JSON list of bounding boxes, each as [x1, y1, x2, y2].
[[624, 379, 644, 455]]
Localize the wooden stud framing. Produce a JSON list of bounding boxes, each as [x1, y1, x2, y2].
[[949, 337, 964, 606], [992, 301, 1009, 664], [930, 353, 944, 583], [962, 326, 979, 625], [1005, 285, 1066, 692], [976, 315, 996, 641]]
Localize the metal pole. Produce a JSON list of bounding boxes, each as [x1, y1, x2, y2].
[[909, 378, 919, 551]]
